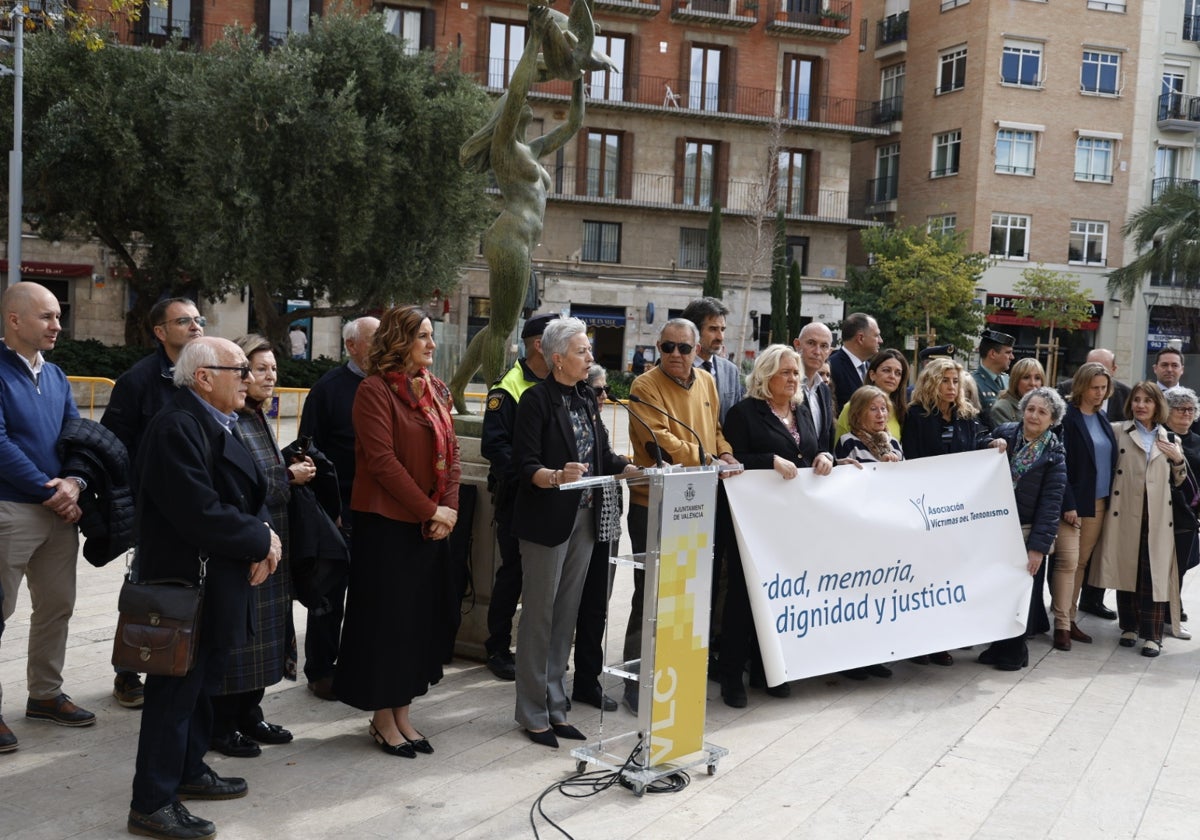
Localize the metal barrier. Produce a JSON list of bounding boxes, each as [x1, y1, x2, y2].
[[68, 377, 116, 422]]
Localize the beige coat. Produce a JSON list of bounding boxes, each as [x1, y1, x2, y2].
[[1092, 423, 1186, 604]]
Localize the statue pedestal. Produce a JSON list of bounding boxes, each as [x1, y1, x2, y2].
[[453, 414, 513, 662]]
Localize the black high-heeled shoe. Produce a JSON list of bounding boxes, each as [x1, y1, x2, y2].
[[369, 722, 416, 758], [404, 732, 434, 755]]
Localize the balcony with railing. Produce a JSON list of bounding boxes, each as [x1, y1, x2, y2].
[[528, 165, 864, 223], [670, 0, 760, 28], [1157, 92, 1200, 133], [1152, 177, 1200, 202], [871, 95, 902, 126], [865, 175, 898, 206], [876, 11, 908, 49], [593, 0, 663, 16], [468, 56, 889, 136], [765, 0, 851, 39]]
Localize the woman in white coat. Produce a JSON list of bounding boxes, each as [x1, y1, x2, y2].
[[1092, 382, 1193, 657]]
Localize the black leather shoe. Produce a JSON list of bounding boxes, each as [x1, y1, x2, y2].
[[866, 664, 893, 678], [177, 770, 248, 800], [526, 728, 559, 748], [244, 720, 293, 745], [765, 682, 792, 698], [571, 683, 618, 711], [209, 731, 261, 758], [1079, 600, 1117, 620], [25, 693, 95, 727], [0, 715, 17, 753], [487, 651, 516, 681], [128, 802, 216, 840], [552, 723, 587, 740], [720, 675, 748, 708]]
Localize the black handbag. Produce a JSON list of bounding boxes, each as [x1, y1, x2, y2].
[[111, 559, 205, 677]]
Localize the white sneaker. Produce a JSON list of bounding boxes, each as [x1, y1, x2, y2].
[[1172, 625, 1192, 640]]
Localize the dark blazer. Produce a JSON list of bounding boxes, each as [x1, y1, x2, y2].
[[1059, 404, 1117, 517], [827, 347, 864, 411], [723, 396, 820, 470], [805, 380, 835, 453], [512, 378, 629, 547], [1108, 380, 1130, 422], [995, 422, 1068, 556], [135, 389, 272, 649], [902, 404, 993, 459]]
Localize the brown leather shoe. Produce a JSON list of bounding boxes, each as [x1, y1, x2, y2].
[[0, 716, 17, 753], [1053, 629, 1072, 651], [25, 693, 95, 727], [1069, 622, 1093, 644]]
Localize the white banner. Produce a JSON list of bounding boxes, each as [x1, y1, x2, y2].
[[724, 449, 1031, 684]]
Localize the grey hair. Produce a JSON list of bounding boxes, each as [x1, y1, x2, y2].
[[586, 364, 606, 386], [1018, 386, 1067, 426], [657, 317, 700, 344], [342, 316, 377, 344], [1165, 385, 1200, 413], [174, 339, 222, 388], [540, 317, 589, 365]]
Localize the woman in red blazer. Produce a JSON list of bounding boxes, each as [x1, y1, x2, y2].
[[334, 305, 460, 758]]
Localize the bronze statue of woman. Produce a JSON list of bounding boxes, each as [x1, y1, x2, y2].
[[450, 2, 608, 413]]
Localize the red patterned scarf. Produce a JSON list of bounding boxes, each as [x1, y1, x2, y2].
[[383, 368, 455, 528]]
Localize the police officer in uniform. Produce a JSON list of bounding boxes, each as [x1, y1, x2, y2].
[[973, 329, 1015, 429], [481, 313, 558, 680]]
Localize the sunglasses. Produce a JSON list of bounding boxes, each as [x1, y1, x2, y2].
[[202, 365, 252, 380], [593, 385, 610, 397], [659, 341, 694, 355], [159, 316, 207, 328]]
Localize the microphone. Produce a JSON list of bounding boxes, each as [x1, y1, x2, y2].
[[613, 398, 666, 468], [628, 394, 710, 466]]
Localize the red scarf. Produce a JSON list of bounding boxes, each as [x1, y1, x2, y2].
[[384, 368, 455, 536]]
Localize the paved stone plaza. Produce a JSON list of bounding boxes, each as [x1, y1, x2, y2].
[[2, 544, 1198, 839]]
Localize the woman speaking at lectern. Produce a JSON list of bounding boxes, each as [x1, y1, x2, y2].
[[510, 317, 636, 748]]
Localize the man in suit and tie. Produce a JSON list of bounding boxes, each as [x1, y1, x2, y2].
[[827, 312, 882, 410], [794, 322, 836, 452], [128, 337, 282, 840], [680, 297, 745, 425]]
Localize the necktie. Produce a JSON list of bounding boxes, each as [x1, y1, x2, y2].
[[702, 360, 712, 373], [859, 361, 869, 380]]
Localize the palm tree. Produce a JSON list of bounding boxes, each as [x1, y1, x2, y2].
[[1107, 183, 1200, 301]]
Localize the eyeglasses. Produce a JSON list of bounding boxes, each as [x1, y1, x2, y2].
[[159, 316, 207, 328], [659, 341, 694, 356], [1171, 406, 1197, 415], [593, 385, 610, 397], [202, 365, 252, 380]]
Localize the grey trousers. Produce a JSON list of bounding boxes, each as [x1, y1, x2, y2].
[[0, 501, 80, 707], [514, 507, 595, 731]]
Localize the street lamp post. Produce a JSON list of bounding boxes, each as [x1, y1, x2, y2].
[[4, 7, 21, 292]]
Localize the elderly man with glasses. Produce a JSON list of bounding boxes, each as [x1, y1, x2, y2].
[[128, 336, 281, 840], [620, 317, 738, 713], [102, 297, 207, 709]]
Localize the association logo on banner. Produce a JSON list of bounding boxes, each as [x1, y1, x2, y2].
[[909, 492, 1010, 531], [724, 450, 1030, 684]]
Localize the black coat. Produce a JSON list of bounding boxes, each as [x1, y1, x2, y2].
[[995, 422, 1068, 556], [1059, 405, 1117, 517], [281, 440, 348, 611], [56, 417, 135, 567], [512, 378, 628, 547], [723, 397, 821, 469], [99, 345, 177, 471], [134, 389, 272, 649], [827, 347, 864, 412], [902, 404, 993, 459]]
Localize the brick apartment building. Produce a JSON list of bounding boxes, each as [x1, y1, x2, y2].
[[3, 0, 884, 373]]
